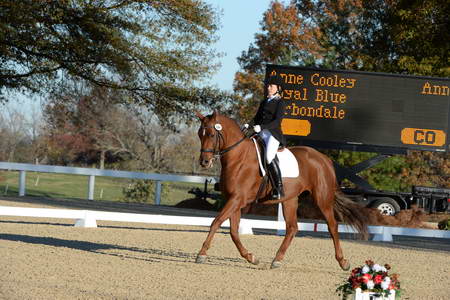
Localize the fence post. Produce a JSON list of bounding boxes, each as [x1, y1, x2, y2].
[[155, 181, 162, 205], [372, 226, 393, 242], [88, 175, 95, 200], [19, 170, 26, 196]]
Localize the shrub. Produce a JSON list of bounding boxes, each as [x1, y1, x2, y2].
[[438, 218, 450, 230], [122, 180, 169, 204]]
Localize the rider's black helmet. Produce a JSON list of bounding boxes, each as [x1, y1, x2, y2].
[[265, 74, 284, 94]]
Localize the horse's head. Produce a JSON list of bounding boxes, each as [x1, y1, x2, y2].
[[196, 111, 221, 168], [195, 110, 243, 169]]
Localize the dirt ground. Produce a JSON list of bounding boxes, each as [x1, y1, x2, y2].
[[1, 197, 450, 299]]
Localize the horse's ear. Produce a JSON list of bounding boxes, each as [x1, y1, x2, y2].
[[212, 110, 218, 119], [195, 111, 205, 121]]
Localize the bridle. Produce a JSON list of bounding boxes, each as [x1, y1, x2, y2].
[[200, 124, 247, 158]]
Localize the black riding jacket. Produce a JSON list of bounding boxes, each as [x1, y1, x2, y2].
[[252, 95, 286, 146]]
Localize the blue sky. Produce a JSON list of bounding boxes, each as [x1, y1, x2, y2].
[[205, 0, 273, 91]]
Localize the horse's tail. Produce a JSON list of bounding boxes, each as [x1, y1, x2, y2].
[[334, 191, 369, 240]]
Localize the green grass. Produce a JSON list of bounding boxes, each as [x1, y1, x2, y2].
[[0, 170, 216, 206]]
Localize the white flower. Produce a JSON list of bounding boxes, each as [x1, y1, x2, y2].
[[372, 264, 383, 272], [362, 265, 370, 273], [381, 281, 390, 290], [367, 280, 375, 289]]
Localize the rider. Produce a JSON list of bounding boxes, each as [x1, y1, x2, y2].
[[251, 74, 286, 199]]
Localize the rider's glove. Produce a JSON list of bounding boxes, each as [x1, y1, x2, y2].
[[243, 123, 249, 129], [253, 125, 261, 133]]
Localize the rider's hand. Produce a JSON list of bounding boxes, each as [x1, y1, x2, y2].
[[244, 123, 249, 129], [253, 125, 261, 133]]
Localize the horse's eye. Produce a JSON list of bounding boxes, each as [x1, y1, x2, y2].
[[208, 133, 215, 137]]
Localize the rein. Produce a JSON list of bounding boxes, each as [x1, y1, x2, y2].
[[200, 125, 247, 157]]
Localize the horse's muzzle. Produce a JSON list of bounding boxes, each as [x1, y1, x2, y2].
[[199, 157, 214, 169]]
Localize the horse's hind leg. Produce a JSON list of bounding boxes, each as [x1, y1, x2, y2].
[[196, 199, 238, 263], [229, 210, 259, 265], [313, 191, 350, 271], [271, 197, 298, 269]]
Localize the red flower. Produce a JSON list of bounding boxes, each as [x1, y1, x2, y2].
[[373, 275, 383, 284], [361, 273, 372, 283]]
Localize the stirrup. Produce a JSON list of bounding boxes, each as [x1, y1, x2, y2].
[[271, 187, 285, 200]]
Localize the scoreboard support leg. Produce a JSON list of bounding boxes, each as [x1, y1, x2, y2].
[[333, 154, 392, 190]]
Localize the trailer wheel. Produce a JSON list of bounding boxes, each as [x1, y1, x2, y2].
[[370, 197, 401, 216]]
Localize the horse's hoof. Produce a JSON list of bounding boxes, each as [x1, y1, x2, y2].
[[247, 253, 259, 265], [196, 255, 207, 264], [339, 259, 350, 271], [271, 260, 282, 269]]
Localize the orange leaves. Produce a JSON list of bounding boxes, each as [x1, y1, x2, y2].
[[234, 1, 326, 120], [234, 72, 264, 97], [258, 2, 320, 61]]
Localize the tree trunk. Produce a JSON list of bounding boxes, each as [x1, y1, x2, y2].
[[100, 150, 106, 169]]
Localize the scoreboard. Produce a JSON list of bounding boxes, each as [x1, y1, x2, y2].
[[266, 64, 450, 152]]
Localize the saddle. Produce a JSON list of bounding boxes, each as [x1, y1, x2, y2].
[[252, 135, 299, 202], [253, 135, 279, 202], [253, 135, 269, 174], [253, 135, 284, 173]]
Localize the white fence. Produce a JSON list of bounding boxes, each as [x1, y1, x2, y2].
[[0, 162, 218, 204], [1, 205, 450, 242], [1, 162, 449, 243]]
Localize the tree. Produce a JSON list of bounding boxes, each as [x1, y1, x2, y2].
[[295, 0, 450, 76], [0, 103, 47, 163], [0, 0, 231, 126], [0, 106, 28, 162], [233, 1, 320, 121], [388, 0, 449, 77], [44, 84, 137, 168], [44, 83, 190, 171]]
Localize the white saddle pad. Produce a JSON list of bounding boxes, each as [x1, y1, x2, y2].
[[252, 139, 299, 178], [277, 148, 300, 178]]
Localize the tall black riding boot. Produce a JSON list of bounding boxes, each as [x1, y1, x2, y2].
[[268, 159, 285, 200]]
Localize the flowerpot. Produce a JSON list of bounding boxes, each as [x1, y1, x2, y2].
[[353, 288, 395, 300]]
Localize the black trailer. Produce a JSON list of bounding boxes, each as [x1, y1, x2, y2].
[[265, 64, 450, 215], [341, 186, 450, 215]]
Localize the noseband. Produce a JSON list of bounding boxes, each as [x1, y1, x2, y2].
[[200, 124, 247, 158]]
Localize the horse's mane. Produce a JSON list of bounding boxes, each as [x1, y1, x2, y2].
[[205, 112, 242, 131]]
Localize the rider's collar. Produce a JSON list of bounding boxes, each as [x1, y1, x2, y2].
[[267, 94, 281, 101]]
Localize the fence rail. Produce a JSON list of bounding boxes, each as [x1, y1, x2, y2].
[[2, 162, 449, 243], [0, 162, 218, 204], [2, 205, 450, 242]]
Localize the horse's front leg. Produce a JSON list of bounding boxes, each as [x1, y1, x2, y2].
[[229, 209, 259, 265], [271, 197, 298, 269], [196, 198, 238, 263]]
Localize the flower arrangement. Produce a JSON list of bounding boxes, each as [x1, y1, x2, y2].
[[336, 260, 401, 299]]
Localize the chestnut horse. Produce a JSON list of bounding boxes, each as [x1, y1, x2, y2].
[[195, 111, 368, 270]]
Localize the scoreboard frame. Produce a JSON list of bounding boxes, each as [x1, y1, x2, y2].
[[265, 64, 450, 153]]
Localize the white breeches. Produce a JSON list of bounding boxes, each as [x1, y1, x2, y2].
[[259, 129, 279, 163]]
